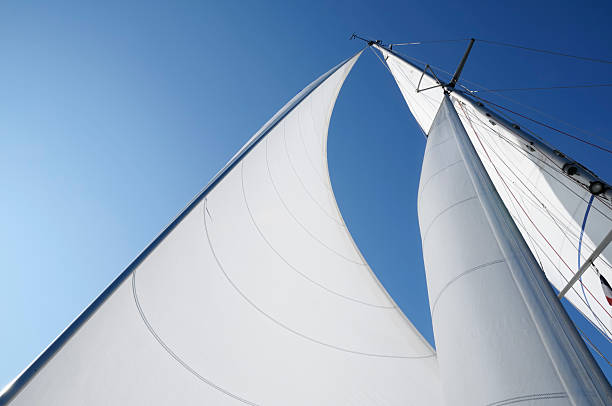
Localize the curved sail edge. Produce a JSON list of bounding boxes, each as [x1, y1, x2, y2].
[[1, 50, 444, 406]]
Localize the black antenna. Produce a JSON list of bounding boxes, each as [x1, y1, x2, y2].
[[447, 38, 475, 91]]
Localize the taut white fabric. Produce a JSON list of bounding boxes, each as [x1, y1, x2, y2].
[[419, 95, 610, 405], [3, 52, 443, 405], [376, 44, 612, 341]]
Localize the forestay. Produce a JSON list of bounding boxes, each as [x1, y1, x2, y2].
[[1, 51, 443, 406], [375, 44, 612, 341]]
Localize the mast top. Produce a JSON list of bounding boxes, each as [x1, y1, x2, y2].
[[350, 33, 383, 47]]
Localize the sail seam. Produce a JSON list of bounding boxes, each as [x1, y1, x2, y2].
[[0, 51, 367, 406], [131, 272, 260, 406], [421, 195, 478, 243], [460, 100, 612, 338], [241, 159, 393, 308], [284, 117, 345, 226], [485, 392, 568, 405], [458, 101, 612, 321], [419, 159, 463, 197], [296, 98, 333, 191], [430, 259, 506, 316], [426, 134, 453, 150], [203, 198, 433, 359], [267, 136, 365, 265]]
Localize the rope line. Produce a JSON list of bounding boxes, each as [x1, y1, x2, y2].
[[470, 84, 612, 93], [459, 102, 612, 224], [466, 93, 612, 155], [459, 81, 612, 148], [577, 195, 607, 332], [457, 102, 612, 321], [475, 38, 612, 65], [456, 103, 612, 328], [390, 38, 471, 46], [576, 324, 612, 367], [385, 41, 612, 147]]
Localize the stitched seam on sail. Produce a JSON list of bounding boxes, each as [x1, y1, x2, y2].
[[419, 159, 463, 198], [422, 195, 478, 243], [240, 160, 393, 308], [430, 259, 506, 316], [282, 118, 345, 226], [426, 135, 453, 150], [131, 272, 260, 406], [296, 97, 332, 191], [203, 198, 432, 359], [266, 137, 366, 265], [486, 392, 568, 406]]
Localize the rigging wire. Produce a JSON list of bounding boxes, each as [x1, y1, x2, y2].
[[474, 38, 612, 65], [375, 41, 612, 346], [372, 41, 612, 353], [381, 47, 612, 215], [459, 102, 612, 267], [577, 195, 607, 333], [457, 102, 612, 322], [467, 102, 612, 217], [368, 46, 428, 139], [389, 47, 612, 152], [463, 97, 612, 213], [390, 39, 471, 46], [390, 37, 612, 65], [470, 84, 612, 93], [457, 80, 612, 148], [465, 92, 612, 155], [387, 43, 612, 147], [576, 324, 612, 367], [457, 101, 612, 341]]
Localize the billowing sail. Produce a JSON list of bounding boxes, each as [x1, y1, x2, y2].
[[0, 51, 443, 405], [375, 44, 612, 340]]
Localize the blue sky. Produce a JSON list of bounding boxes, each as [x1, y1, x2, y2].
[[1, 0, 611, 389]]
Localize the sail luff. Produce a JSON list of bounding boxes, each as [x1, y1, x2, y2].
[[420, 94, 611, 404]]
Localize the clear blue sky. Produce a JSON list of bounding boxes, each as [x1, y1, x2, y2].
[[1, 0, 611, 389]]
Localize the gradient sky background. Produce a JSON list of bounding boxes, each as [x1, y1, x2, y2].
[[1, 0, 611, 389]]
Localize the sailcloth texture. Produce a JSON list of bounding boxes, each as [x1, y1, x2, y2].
[[1, 51, 443, 406], [375, 44, 612, 341], [419, 95, 610, 405]]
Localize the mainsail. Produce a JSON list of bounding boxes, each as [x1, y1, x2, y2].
[[0, 51, 444, 405], [375, 44, 612, 341]]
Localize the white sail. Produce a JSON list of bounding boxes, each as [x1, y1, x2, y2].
[[0, 51, 444, 405], [419, 93, 610, 405], [376, 44, 612, 341]]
